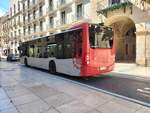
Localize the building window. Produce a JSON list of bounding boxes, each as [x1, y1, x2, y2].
[[11, 42, 13, 45], [24, 28, 26, 35], [23, 3, 25, 11], [28, 26, 31, 34], [61, 11, 66, 24], [14, 18, 16, 26], [111, 0, 121, 4], [15, 41, 17, 46], [77, 4, 83, 20], [10, 8, 12, 16], [15, 31, 17, 37], [18, 29, 21, 36], [27, 0, 30, 8], [49, 17, 54, 28], [33, 10, 36, 19], [33, 24, 36, 32], [14, 4, 16, 14], [23, 16, 25, 24], [40, 21, 43, 31], [39, 6, 43, 16], [18, 16, 20, 23], [18, 1, 20, 11], [60, 0, 65, 5], [28, 14, 30, 22], [32, 0, 35, 4], [49, 0, 53, 10]]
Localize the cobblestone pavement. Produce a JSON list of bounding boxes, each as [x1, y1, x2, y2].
[[0, 61, 150, 113]]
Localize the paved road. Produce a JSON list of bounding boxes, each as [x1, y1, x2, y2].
[[1, 61, 150, 113], [60, 73, 150, 106], [1, 61, 150, 107]]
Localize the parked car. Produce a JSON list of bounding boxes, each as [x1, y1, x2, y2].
[[7, 54, 20, 61]]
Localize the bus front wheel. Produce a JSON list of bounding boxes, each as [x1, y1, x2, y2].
[[49, 61, 56, 74]]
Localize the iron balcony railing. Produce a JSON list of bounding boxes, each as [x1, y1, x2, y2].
[[97, 0, 132, 14]]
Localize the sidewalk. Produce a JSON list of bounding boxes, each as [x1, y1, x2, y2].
[[113, 63, 150, 78], [0, 62, 150, 113]]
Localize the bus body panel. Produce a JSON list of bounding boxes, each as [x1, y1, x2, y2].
[[55, 59, 80, 76], [21, 57, 80, 76], [19, 22, 115, 77], [80, 23, 115, 77], [80, 48, 115, 77], [89, 48, 115, 67]]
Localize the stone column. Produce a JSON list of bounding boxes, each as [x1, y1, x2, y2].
[[135, 23, 150, 66], [114, 28, 124, 61], [145, 30, 150, 66]]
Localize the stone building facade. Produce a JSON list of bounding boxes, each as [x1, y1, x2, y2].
[[97, 0, 150, 66], [7, 0, 150, 66], [8, 0, 100, 54], [9, 0, 23, 55], [0, 15, 10, 56], [21, 0, 100, 40]]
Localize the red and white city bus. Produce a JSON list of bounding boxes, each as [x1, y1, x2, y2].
[[19, 22, 115, 77]]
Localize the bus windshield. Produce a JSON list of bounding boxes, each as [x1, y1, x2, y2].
[[89, 24, 113, 48]]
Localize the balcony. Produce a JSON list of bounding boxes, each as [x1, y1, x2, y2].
[[57, 0, 73, 10], [97, 0, 132, 14], [23, 19, 29, 26], [38, 0, 45, 4], [74, 0, 82, 3], [38, 13, 45, 21], [46, 5, 57, 16], [39, 11, 43, 17], [29, 2, 38, 11], [47, 27, 57, 33], [23, 1, 39, 13], [17, 21, 23, 26], [58, 23, 70, 31], [71, 13, 89, 23], [48, 5, 53, 11], [76, 15, 84, 21], [128, 0, 150, 11], [47, 9, 57, 16], [13, 23, 17, 28]]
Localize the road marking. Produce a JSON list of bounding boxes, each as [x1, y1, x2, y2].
[[135, 77, 150, 81], [140, 93, 150, 98], [137, 89, 150, 94], [109, 72, 150, 82], [144, 87, 150, 90]]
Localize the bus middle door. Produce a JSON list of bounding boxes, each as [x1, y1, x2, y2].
[[72, 29, 82, 69]]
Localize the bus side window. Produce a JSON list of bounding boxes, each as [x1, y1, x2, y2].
[[43, 48, 48, 58], [37, 46, 42, 58], [29, 45, 34, 57], [56, 34, 64, 59], [64, 33, 72, 59], [72, 29, 82, 57]]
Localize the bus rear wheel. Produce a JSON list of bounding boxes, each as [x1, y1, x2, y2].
[[49, 61, 56, 74]]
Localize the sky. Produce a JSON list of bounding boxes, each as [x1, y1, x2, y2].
[[0, 0, 9, 16]]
